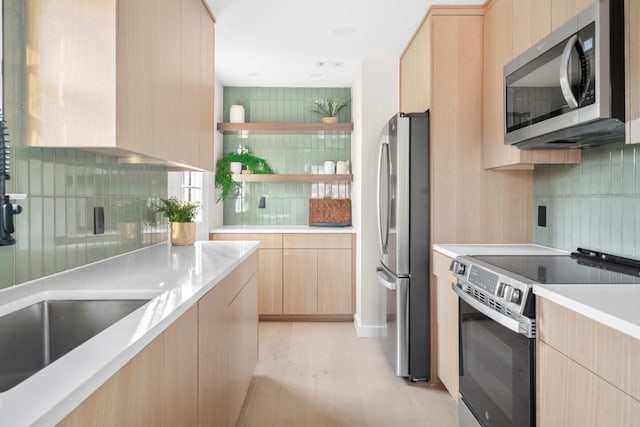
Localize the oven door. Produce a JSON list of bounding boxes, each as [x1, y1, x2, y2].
[[457, 291, 535, 427]]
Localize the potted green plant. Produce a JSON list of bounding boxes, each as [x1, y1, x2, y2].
[[215, 146, 274, 201], [311, 98, 348, 123], [155, 197, 199, 245]]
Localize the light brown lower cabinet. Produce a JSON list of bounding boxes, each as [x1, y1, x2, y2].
[[538, 341, 640, 426], [211, 233, 284, 315], [283, 248, 318, 314], [58, 307, 198, 427], [59, 252, 259, 427], [317, 248, 352, 315], [537, 297, 640, 426], [433, 251, 458, 401], [283, 234, 353, 316], [212, 232, 354, 318]]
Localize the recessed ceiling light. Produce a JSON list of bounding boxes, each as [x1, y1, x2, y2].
[[316, 61, 343, 69], [248, 72, 261, 78], [310, 73, 323, 78]]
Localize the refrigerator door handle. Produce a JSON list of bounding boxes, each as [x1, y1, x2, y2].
[[376, 140, 390, 255], [376, 268, 397, 290]]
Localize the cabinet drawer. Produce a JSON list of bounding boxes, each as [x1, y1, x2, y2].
[[538, 297, 640, 401], [210, 233, 283, 249], [538, 340, 640, 427], [283, 233, 351, 249]]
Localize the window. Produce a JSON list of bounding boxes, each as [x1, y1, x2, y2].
[[182, 172, 203, 222]]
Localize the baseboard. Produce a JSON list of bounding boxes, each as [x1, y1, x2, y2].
[[353, 313, 386, 337]]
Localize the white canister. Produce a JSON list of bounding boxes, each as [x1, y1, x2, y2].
[[230, 105, 245, 123], [323, 160, 336, 174], [336, 160, 348, 175], [229, 162, 242, 174]]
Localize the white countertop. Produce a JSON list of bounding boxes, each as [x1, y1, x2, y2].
[[211, 225, 355, 234], [0, 241, 260, 427], [534, 284, 640, 340], [432, 243, 568, 259], [433, 243, 640, 339]]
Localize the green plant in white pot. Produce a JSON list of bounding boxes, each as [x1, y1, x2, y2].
[[312, 98, 348, 123], [155, 197, 199, 246]]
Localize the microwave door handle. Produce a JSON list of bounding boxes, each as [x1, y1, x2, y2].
[[559, 34, 580, 109]]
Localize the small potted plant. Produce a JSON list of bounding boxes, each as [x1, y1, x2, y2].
[[312, 98, 348, 123], [155, 197, 199, 246], [215, 146, 274, 201]]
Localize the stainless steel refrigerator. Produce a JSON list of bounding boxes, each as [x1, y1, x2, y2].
[[376, 112, 430, 381]]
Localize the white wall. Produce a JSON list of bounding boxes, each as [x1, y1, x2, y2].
[[351, 59, 399, 337]]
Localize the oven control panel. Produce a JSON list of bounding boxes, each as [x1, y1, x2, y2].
[[450, 258, 533, 317]]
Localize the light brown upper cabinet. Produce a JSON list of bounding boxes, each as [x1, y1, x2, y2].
[[551, 0, 594, 30], [26, 0, 215, 171], [482, 0, 581, 170], [512, 0, 552, 57], [627, 0, 640, 144], [400, 15, 432, 113]]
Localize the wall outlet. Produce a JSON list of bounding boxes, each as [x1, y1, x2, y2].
[[94, 207, 105, 234], [537, 205, 547, 227], [258, 196, 266, 209]]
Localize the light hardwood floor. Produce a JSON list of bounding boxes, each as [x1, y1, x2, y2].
[[236, 322, 458, 427]]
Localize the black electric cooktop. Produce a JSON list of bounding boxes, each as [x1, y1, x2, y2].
[[471, 253, 640, 285]]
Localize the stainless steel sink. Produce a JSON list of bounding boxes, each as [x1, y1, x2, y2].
[[0, 299, 149, 393]]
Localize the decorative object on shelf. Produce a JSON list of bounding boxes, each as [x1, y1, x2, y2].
[[229, 162, 242, 174], [309, 198, 352, 226], [311, 98, 348, 123], [229, 104, 245, 123], [336, 160, 348, 175], [323, 160, 336, 174], [215, 146, 275, 201], [155, 197, 199, 246]]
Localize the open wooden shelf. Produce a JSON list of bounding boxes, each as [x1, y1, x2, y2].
[[217, 122, 354, 134], [232, 174, 353, 183]]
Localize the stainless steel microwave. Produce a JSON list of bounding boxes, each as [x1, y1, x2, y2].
[[504, 0, 624, 149]]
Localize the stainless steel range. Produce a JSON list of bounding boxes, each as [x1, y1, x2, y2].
[[450, 249, 640, 427]]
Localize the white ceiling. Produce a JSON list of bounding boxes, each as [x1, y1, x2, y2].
[[206, 0, 484, 87]]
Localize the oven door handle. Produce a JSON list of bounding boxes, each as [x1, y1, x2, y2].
[[452, 283, 535, 338]]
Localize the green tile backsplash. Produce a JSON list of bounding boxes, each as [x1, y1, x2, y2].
[[0, 1, 168, 289], [532, 142, 640, 258], [222, 87, 352, 225]]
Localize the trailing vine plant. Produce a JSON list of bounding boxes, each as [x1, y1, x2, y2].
[[215, 147, 274, 201]]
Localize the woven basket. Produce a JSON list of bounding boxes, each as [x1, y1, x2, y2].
[[309, 199, 351, 226]]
